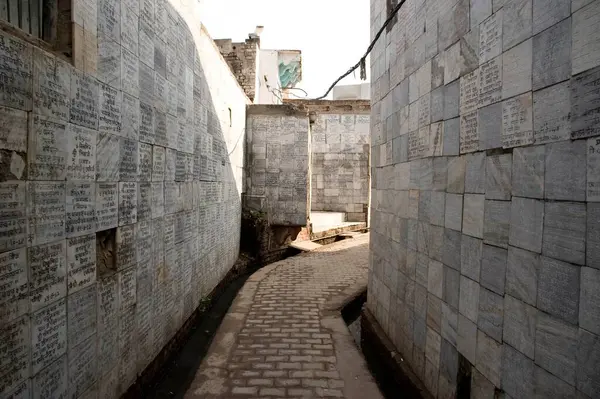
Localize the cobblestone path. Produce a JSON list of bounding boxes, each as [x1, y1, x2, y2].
[[184, 234, 383, 398]]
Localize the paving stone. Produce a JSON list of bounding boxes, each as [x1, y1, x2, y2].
[[460, 234, 482, 283], [444, 81, 460, 120], [503, 0, 532, 51], [465, 152, 486, 194], [571, 65, 600, 140], [511, 146, 545, 199], [477, 287, 503, 342], [534, 363, 577, 399], [545, 140, 587, 201], [503, 295, 537, 359], [478, 102, 502, 150], [462, 194, 484, 238], [443, 228, 462, 270], [535, 312, 578, 386], [476, 329, 502, 387], [509, 197, 544, 253], [588, 203, 600, 269], [502, 344, 535, 399], [458, 313, 477, 364], [445, 193, 463, 231], [502, 39, 533, 99], [480, 244, 507, 295], [443, 118, 460, 156], [542, 202, 586, 265], [572, 0, 600, 75], [485, 154, 511, 200], [506, 246, 540, 306], [532, 18, 571, 91], [483, 200, 510, 248], [576, 328, 600, 398], [459, 276, 480, 323], [580, 267, 600, 335], [538, 256, 580, 325]]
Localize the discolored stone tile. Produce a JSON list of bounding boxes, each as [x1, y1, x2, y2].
[[503, 295, 537, 359], [535, 312, 578, 386], [542, 202, 586, 265]]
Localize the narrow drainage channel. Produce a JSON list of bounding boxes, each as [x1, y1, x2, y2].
[[341, 291, 424, 399]]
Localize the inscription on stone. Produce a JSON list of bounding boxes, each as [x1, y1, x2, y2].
[[460, 69, 480, 115], [29, 240, 66, 311], [533, 81, 570, 144], [0, 316, 30, 395], [152, 182, 164, 218], [0, 248, 28, 324], [99, 83, 121, 135], [152, 145, 165, 181], [139, 142, 153, 181], [28, 115, 68, 180], [33, 49, 70, 120], [95, 183, 118, 230], [589, 137, 600, 202], [67, 124, 96, 181], [70, 70, 98, 129], [27, 181, 66, 246], [118, 182, 137, 225], [502, 92, 533, 148], [98, 38, 121, 88], [479, 56, 502, 107], [31, 298, 67, 374], [68, 334, 97, 398], [97, 276, 118, 372], [138, 183, 152, 221], [0, 32, 32, 110], [140, 101, 155, 144], [66, 182, 96, 237], [155, 111, 168, 147], [167, 80, 177, 116], [95, 133, 119, 181], [0, 106, 27, 152], [121, 4, 138, 54], [119, 138, 138, 181], [67, 285, 96, 350], [418, 94, 431, 128], [33, 356, 67, 399], [116, 225, 135, 269], [460, 111, 479, 153], [66, 234, 95, 294], [139, 27, 154, 68], [119, 267, 136, 308], [121, 48, 139, 98], [121, 92, 139, 140], [479, 11, 502, 64], [571, 65, 600, 139]]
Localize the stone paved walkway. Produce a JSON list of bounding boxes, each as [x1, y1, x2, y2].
[[184, 234, 383, 398]]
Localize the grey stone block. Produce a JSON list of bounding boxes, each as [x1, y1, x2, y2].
[[471, 368, 496, 399], [534, 364, 577, 399], [426, 327, 442, 368], [532, 0, 570, 35], [572, 0, 600, 75], [428, 294, 442, 334], [542, 202, 586, 265], [430, 225, 445, 262], [478, 102, 503, 150], [588, 203, 600, 269], [462, 194, 485, 238], [431, 86, 444, 123], [447, 156, 466, 193], [535, 312, 578, 386], [483, 200, 510, 248], [476, 329, 502, 387], [533, 81, 571, 145], [502, 343, 535, 399], [444, 266, 460, 310], [441, 303, 458, 346], [445, 193, 463, 231], [458, 313, 478, 364], [419, 190, 431, 223], [577, 328, 600, 398], [461, 235, 483, 281], [438, 0, 470, 51], [486, 154, 512, 200], [509, 197, 544, 253], [580, 267, 600, 335], [433, 157, 448, 192], [440, 338, 459, 381], [589, 136, 600, 202], [478, 287, 503, 342], [571, 65, 600, 140], [506, 246, 540, 306], [428, 260, 444, 299], [459, 276, 480, 323], [443, 118, 460, 156], [503, 0, 532, 51], [465, 152, 486, 194], [471, 0, 493, 30], [512, 146, 545, 199], [503, 295, 537, 359], [545, 140, 587, 201], [502, 39, 533, 99], [417, 222, 432, 255], [444, 81, 460, 120], [479, 11, 503, 64], [414, 315, 427, 351], [443, 228, 462, 270], [532, 17, 571, 91], [431, 192, 446, 227], [432, 54, 445, 90], [424, 359, 440, 397], [502, 92, 534, 148], [416, 252, 429, 288], [479, 55, 502, 107], [481, 244, 507, 295], [538, 256, 580, 325]]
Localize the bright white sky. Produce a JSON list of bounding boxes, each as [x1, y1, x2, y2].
[[200, 0, 371, 99]]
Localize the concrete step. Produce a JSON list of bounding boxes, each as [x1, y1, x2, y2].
[[289, 240, 323, 252]]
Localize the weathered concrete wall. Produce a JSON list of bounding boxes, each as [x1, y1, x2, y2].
[[215, 37, 259, 102], [0, 0, 248, 397], [292, 100, 371, 222], [245, 105, 310, 226], [368, 0, 600, 398]]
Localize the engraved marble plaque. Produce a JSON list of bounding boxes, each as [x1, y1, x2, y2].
[[479, 56, 502, 107], [571, 65, 600, 139], [138, 182, 152, 221], [0, 32, 32, 111], [98, 38, 121, 89], [28, 115, 68, 180], [165, 148, 176, 181], [95, 183, 118, 231], [533, 81, 570, 144], [119, 267, 136, 309], [33, 49, 70, 120], [155, 72, 166, 113], [68, 333, 97, 398], [572, 0, 600, 75], [152, 182, 164, 218], [588, 137, 600, 202], [166, 115, 178, 150], [116, 225, 135, 270], [27, 181, 66, 246], [66, 181, 96, 237], [0, 316, 30, 395], [33, 356, 67, 399], [67, 124, 96, 181], [119, 138, 138, 181], [121, 4, 138, 54], [121, 92, 139, 140], [138, 142, 152, 182], [140, 101, 155, 144], [502, 92, 533, 148], [460, 69, 480, 115], [70, 70, 99, 129], [66, 234, 95, 294], [67, 285, 96, 350], [418, 94, 431, 128], [96, 133, 119, 181], [431, 122, 444, 156], [154, 111, 168, 147], [152, 145, 165, 181], [118, 182, 137, 226], [0, 106, 27, 153], [31, 298, 67, 374], [460, 110, 479, 153], [164, 181, 177, 214], [0, 248, 28, 324], [532, 17, 571, 91], [479, 11, 502, 64], [29, 240, 66, 311], [121, 48, 139, 98], [99, 83, 121, 135], [97, 276, 118, 372]]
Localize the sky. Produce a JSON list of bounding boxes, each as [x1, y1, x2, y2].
[[199, 0, 371, 99]]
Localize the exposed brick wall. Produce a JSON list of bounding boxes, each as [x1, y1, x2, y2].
[[215, 37, 259, 101]]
